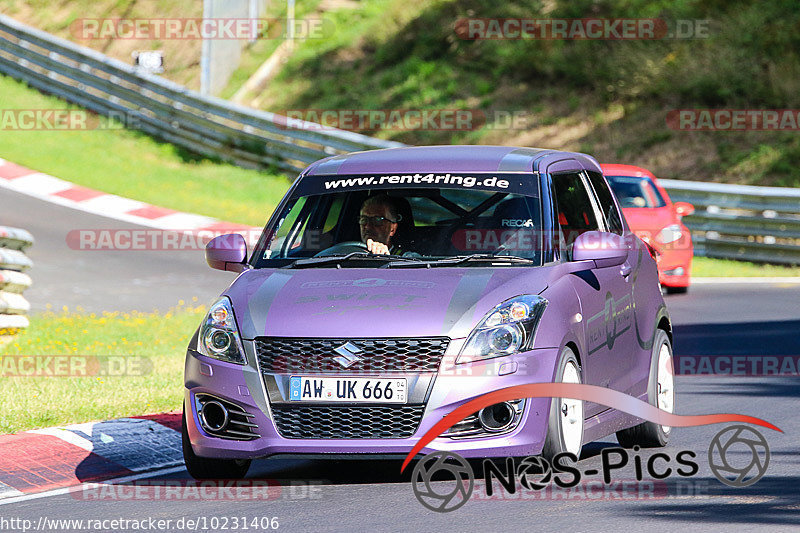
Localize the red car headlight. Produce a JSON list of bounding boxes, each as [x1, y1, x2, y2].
[[657, 224, 684, 244]]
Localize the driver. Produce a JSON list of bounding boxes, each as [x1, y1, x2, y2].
[[359, 194, 402, 255]]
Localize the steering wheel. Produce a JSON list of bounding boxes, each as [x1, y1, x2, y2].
[[313, 240, 368, 257]]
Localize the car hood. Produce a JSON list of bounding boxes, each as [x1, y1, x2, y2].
[[225, 267, 551, 339]]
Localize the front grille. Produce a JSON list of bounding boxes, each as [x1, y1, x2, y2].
[[255, 337, 449, 373], [271, 404, 425, 439]]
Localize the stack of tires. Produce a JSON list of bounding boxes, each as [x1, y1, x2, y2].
[[0, 226, 33, 346]]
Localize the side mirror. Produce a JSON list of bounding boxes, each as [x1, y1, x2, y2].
[[674, 201, 695, 217], [572, 231, 628, 268], [206, 233, 248, 273]]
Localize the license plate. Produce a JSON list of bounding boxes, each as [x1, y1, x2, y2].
[[289, 376, 407, 403]]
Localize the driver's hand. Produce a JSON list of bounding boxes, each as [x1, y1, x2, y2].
[[366, 239, 390, 255]]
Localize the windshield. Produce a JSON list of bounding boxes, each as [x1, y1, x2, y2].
[[606, 175, 666, 208], [252, 173, 542, 268]]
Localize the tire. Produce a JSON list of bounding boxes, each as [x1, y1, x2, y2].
[[665, 285, 688, 295], [616, 329, 674, 448], [182, 405, 251, 480], [542, 347, 584, 461]]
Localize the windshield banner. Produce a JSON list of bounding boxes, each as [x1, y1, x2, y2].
[[296, 173, 535, 196]]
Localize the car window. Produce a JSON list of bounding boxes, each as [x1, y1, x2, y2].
[[405, 196, 454, 226], [551, 172, 600, 251], [253, 174, 543, 267], [266, 196, 307, 256], [606, 176, 667, 208], [586, 171, 625, 235]]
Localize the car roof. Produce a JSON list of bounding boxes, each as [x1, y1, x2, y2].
[[600, 163, 658, 181], [304, 145, 602, 176]]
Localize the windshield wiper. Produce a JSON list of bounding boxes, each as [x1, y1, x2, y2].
[[386, 254, 537, 268], [284, 252, 423, 269]]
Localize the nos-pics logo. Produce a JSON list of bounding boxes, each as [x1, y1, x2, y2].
[[411, 425, 770, 512]]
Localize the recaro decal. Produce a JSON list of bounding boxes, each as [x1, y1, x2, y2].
[[500, 219, 535, 227]]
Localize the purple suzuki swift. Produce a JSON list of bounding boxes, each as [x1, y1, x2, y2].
[[182, 146, 674, 479]]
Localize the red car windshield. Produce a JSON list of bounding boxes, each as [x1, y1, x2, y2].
[[606, 175, 666, 208]]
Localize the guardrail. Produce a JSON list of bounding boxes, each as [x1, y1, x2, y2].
[[0, 226, 33, 342], [660, 179, 800, 265], [0, 15, 403, 174], [1, 14, 799, 265]]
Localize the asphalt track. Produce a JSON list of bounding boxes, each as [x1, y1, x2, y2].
[[2, 186, 800, 532], [1, 187, 236, 312]]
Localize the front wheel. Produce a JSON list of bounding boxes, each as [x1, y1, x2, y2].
[[616, 329, 674, 448], [542, 347, 584, 461], [182, 406, 251, 480]]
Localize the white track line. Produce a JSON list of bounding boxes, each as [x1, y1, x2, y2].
[[5, 173, 72, 195], [0, 464, 185, 506], [0, 482, 23, 498], [27, 428, 94, 452]]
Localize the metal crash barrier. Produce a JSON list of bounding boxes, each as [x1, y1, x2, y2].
[[0, 226, 33, 344], [661, 179, 800, 265]]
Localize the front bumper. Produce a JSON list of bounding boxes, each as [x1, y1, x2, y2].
[[655, 242, 693, 288], [184, 340, 561, 460]]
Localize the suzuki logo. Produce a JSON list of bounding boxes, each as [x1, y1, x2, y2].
[[333, 342, 363, 368]]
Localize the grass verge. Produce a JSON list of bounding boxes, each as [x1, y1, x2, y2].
[[692, 256, 800, 277], [0, 75, 292, 227], [0, 303, 206, 434]]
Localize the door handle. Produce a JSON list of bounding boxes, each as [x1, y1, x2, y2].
[[620, 263, 632, 278]]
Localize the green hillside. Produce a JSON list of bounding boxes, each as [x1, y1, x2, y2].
[[0, 0, 321, 91], [254, 0, 800, 186]]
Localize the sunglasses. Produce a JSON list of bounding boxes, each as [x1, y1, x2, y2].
[[358, 215, 399, 225]]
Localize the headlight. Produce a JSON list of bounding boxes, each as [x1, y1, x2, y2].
[[197, 297, 246, 365], [456, 295, 548, 364], [658, 224, 683, 244]]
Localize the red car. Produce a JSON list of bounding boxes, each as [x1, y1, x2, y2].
[[601, 164, 695, 294]]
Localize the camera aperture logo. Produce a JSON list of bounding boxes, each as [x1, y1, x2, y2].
[[708, 425, 770, 487], [411, 451, 474, 513]]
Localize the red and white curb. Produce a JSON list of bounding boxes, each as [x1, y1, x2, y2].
[[0, 158, 258, 239], [0, 161, 255, 502], [0, 413, 183, 501]]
